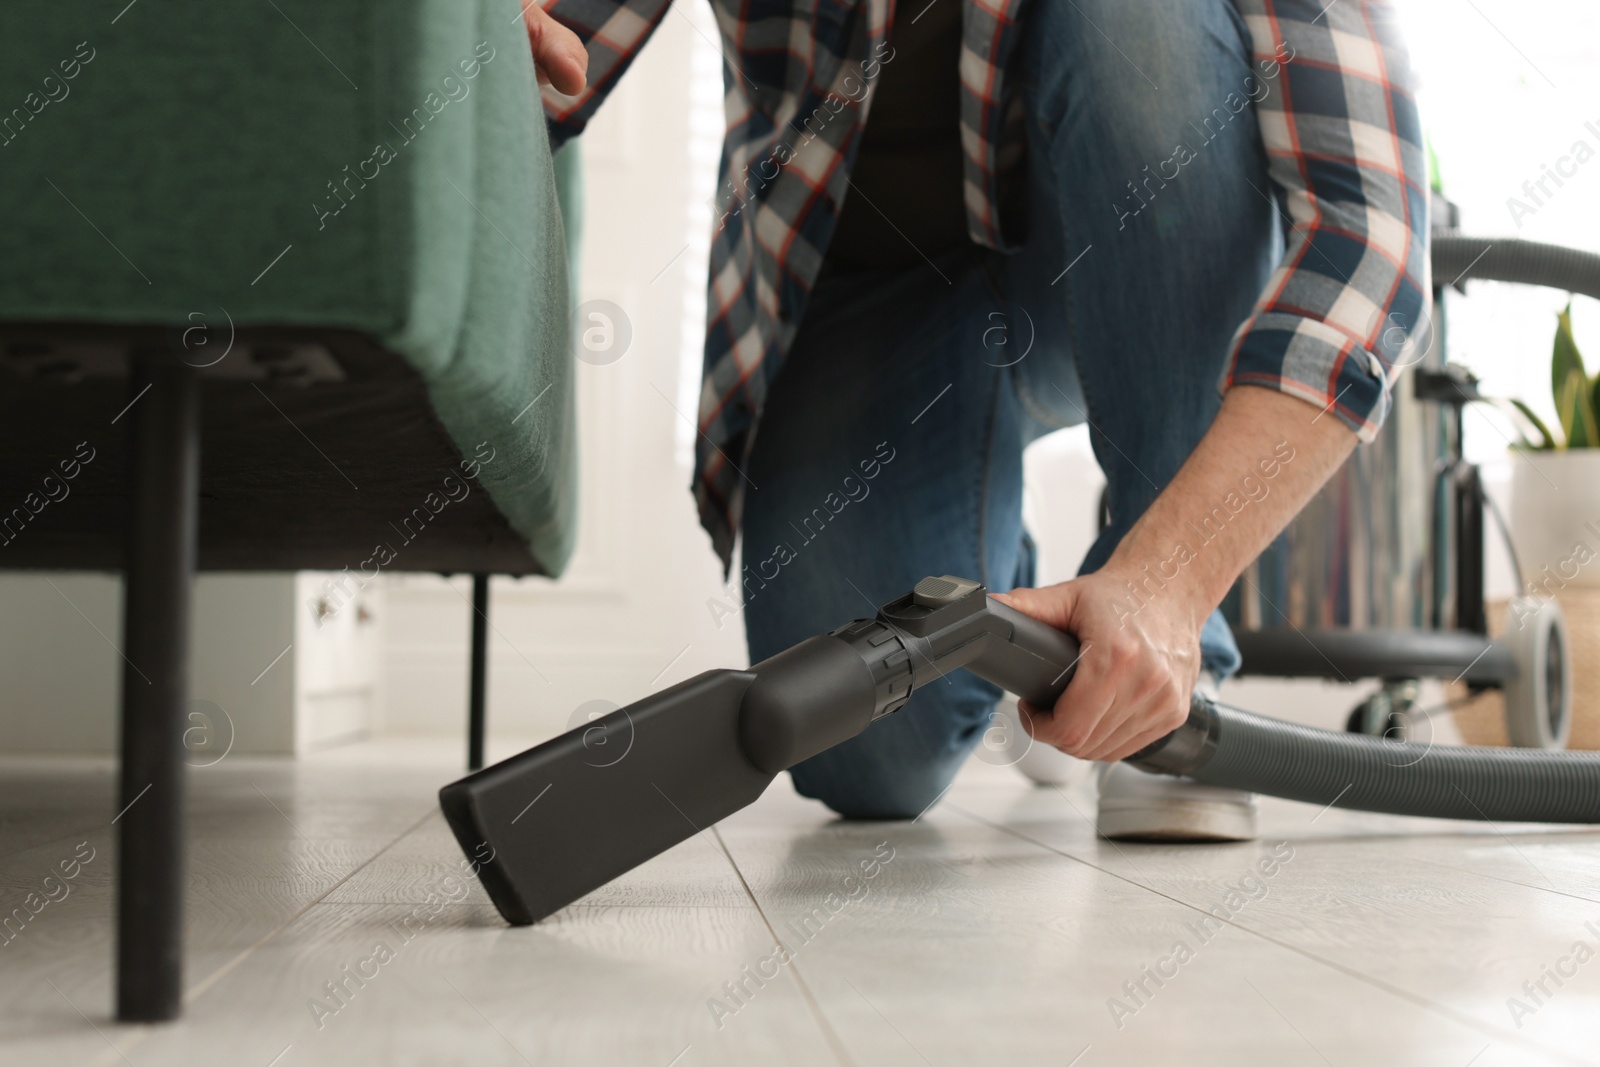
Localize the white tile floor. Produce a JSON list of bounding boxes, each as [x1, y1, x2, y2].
[[3, 737, 1598, 1066]]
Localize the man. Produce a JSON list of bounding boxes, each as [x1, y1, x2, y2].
[[524, 0, 1428, 839]]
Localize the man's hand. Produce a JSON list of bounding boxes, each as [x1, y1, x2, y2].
[[996, 385, 1359, 763], [996, 570, 1201, 763], [521, 2, 587, 96]]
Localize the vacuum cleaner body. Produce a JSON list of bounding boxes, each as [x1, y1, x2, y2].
[[1228, 228, 1599, 749], [442, 576, 1600, 926]]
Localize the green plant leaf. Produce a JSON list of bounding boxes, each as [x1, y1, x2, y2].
[[1557, 365, 1600, 448], [1552, 302, 1586, 412], [1506, 397, 1557, 450], [1593, 371, 1600, 434]]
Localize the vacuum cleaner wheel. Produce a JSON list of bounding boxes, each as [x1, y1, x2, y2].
[[1343, 680, 1420, 741], [1502, 597, 1573, 749]]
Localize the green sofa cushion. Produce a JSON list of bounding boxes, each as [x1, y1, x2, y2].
[[0, 0, 576, 573]]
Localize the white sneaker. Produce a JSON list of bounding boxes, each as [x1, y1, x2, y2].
[[998, 696, 1089, 787], [1095, 675, 1257, 842], [1095, 762, 1258, 842]]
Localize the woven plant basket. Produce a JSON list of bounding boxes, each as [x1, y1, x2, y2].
[[1453, 589, 1600, 750]]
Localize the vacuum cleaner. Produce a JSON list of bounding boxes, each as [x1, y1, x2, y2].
[[441, 575, 1600, 926]]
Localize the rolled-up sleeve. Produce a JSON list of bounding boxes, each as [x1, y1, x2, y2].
[[1227, 0, 1431, 440]]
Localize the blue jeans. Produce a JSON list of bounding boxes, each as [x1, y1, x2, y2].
[[741, 0, 1279, 818]]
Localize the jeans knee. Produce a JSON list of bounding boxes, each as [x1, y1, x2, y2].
[[1022, 0, 1255, 159], [790, 759, 954, 821], [786, 696, 985, 820]]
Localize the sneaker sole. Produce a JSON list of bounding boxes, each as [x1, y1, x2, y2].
[[1096, 799, 1258, 843]]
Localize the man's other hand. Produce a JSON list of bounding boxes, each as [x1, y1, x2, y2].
[[521, 2, 587, 96]]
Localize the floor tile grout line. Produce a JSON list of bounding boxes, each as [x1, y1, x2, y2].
[[709, 824, 858, 1067], [946, 801, 1588, 1067], [177, 805, 441, 1008]]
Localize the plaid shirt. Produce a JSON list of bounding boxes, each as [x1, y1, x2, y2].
[[542, 0, 1429, 569]]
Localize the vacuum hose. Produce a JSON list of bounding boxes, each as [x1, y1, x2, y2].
[[837, 576, 1600, 825], [1432, 233, 1600, 301], [1134, 698, 1600, 823]]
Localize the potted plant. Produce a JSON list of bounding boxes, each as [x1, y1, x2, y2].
[[1484, 303, 1600, 751], [1505, 303, 1600, 591]]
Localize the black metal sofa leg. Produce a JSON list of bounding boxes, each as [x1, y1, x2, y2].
[[116, 352, 199, 1022], [467, 574, 490, 771]]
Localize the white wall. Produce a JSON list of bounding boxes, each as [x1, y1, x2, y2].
[[1399, 0, 1600, 463], [0, 574, 123, 752], [0, 573, 300, 755]]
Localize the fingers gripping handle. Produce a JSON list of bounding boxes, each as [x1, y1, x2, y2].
[[869, 576, 1082, 706], [967, 598, 1082, 708], [884, 577, 1218, 777]]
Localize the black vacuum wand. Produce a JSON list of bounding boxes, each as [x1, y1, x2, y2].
[[441, 576, 1600, 925]]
